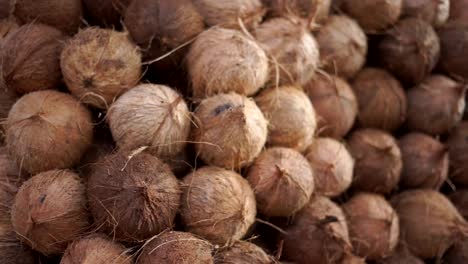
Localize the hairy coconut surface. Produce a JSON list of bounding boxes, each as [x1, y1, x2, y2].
[[341, 254, 367, 264], [444, 238, 468, 263], [180, 167, 256, 245], [187, 27, 268, 99], [215, 240, 276, 264], [447, 122, 468, 185], [61, 27, 142, 109], [0, 87, 16, 143], [449, 190, 468, 220], [401, 0, 450, 27], [84, 0, 131, 27], [87, 152, 180, 242], [0, 18, 18, 38], [377, 246, 424, 264], [263, 0, 331, 23], [192, 93, 268, 170], [0, 221, 36, 264], [449, 0, 468, 24], [0, 147, 25, 223]]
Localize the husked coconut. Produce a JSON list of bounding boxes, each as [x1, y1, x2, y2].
[[215, 240, 276, 264], [0, 147, 25, 223], [0, 221, 36, 264], [263, 0, 332, 23], [84, 0, 131, 27], [447, 122, 468, 185], [401, 0, 450, 27], [449, 190, 468, 220], [444, 238, 468, 264], [377, 246, 424, 264]]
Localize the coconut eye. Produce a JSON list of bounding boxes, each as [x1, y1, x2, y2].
[[213, 103, 234, 116]]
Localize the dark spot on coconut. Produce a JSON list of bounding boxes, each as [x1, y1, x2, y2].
[[39, 194, 46, 204], [213, 103, 234, 116], [83, 78, 94, 88]]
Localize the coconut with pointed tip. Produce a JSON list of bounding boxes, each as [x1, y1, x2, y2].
[[449, 190, 468, 221], [215, 240, 276, 264], [263, 0, 332, 23], [447, 122, 468, 185], [0, 221, 36, 264], [84, 0, 131, 27], [401, 0, 450, 27]]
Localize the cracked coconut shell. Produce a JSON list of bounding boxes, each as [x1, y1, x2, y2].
[[215, 240, 276, 264], [263, 0, 331, 23], [401, 0, 450, 27], [0, 221, 36, 264], [447, 122, 468, 185]]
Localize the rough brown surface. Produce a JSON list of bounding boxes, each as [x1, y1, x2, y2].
[[447, 122, 468, 185], [0, 147, 25, 223], [444, 238, 468, 264], [263, 0, 331, 22], [215, 240, 276, 264], [438, 22, 468, 80], [449, 190, 468, 220], [0, 221, 36, 264], [401, 0, 450, 27], [84, 0, 131, 27], [377, 246, 424, 264], [449, 0, 468, 24]]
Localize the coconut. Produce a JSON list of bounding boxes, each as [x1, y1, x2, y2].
[[0, 24, 66, 94], [444, 238, 468, 264], [246, 147, 314, 217], [282, 196, 352, 264], [0, 0, 13, 19], [61, 27, 142, 109], [438, 22, 468, 80], [0, 147, 25, 223], [303, 74, 357, 138], [180, 167, 256, 245], [398, 133, 449, 190], [348, 129, 402, 194], [407, 75, 466, 135], [449, 0, 468, 24], [0, 88, 16, 143], [305, 138, 354, 197], [215, 240, 276, 264], [138, 231, 214, 264], [186, 27, 268, 99], [84, 0, 131, 27], [0, 18, 18, 38], [6, 90, 93, 174], [449, 190, 468, 220], [255, 86, 317, 152], [401, 0, 450, 27], [192, 93, 268, 170], [379, 18, 440, 85], [351, 68, 407, 131], [314, 15, 367, 79], [0, 221, 36, 264], [448, 122, 468, 185], [377, 246, 424, 264], [391, 190, 468, 259], [263, 0, 332, 23], [87, 151, 180, 242], [254, 16, 320, 86], [341, 254, 367, 264]]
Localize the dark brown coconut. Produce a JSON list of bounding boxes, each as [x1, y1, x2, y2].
[[61, 27, 142, 109], [449, 190, 468, 220], [305, 138, 354, 197], [391, 190, 468, 259], [0, 87, 16, 143], [255, 86, 317, 152], [181, 167, 256, 245], [138, 231, 214, 264], [192, 93, 268, 170], [348, 129, 402, 194], [215, 240, 276, 264], [449, 0, 468, 24], [187, 27, 268, 99], [444, 238, 468, 264], [438, 22, 468, 80], [314, 15, 367, 79], [84, 0, 131, 27], [0, 0, 13, 19], [6, 90, 93, 174], [0, 221, 36, 264], [379, 18, 440, 85], [407, 75, 466, 135], [0, 147, 24, 223], [398, 133, 449, 189], [303, 74, 358, 138], [401, 0, 450, 27], [377, 246, 424, 264], [246, 147, 315, 217], [352, 68, 407, 131], [0, 24, 66, 94], [87, 152, 181, 242], [447, 122, 468, 185], [341, 254, 367, 264], [11, 170, 90, 255], [263, 0, 332, 23], [0, 18, 18, 38]]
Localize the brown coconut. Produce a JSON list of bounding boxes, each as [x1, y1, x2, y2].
[[84, 0, 131, 27], [0, 24, 66, 94], [282, 196, 352, 264], [449, 0, 468, 24], [379, 18, 440, 85], [352, 68, 407, 131], [0, 0, 13, 19], [61, 27, 142, 109], [192, 93, 268, 170], [0, 87, 16, 143], [391, 190, 468, 259], [348, 129, 402, 194], [215, 240, 276, 264], [401, 0, 450, 27], [303, 74, 358, 138], [246, 147, 315, 217], [87, 152, 181, 242], [449, 190, 468, 220], [180, 167, 256, 245], [254, 16, 320, 86], [0, 221, 36, 264], [448, 122, 468, 185], [11, 170, 90, 255], [444, 238, 468, 264], [263, 0, 332, 23], [6, 90, 93, 174], [255, 86, 317, 152], [187, 27, 268, 99], [398, 133, 449, 189], [314, 15, 367, 79], [0, 18, 18, 38], [438, 22, 468, 80], [341, 254, 367, 264], [377, 246, 424, 264], [0, 147, 24, 223], [407, 75, 466, 135], [305, 138, 354, 197]]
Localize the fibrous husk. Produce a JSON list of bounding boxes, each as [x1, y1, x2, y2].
[[263, 0, 332, 23], [377, 246, 424, 264], [0, 146, 25, 223], [0, 88, 16, 143], [0, 17, 18, 38], [6, 90, 93, 174], [246, 147, 315, 217], [87, 151, 181, 242], [61, 27, 142, 109], [449, 190, 468, 221], [438, 22, 468, 80], [449, 0, 468, 24], [180, 167, 256, 245], [84, 0, 131, 27], [444, 238, 468, 264], [401, 0, 450, 27], [448, 122, 468, 185], [0, 221, 36, 264], [215, 240, 276, 264], [341, 254, 367, 264]]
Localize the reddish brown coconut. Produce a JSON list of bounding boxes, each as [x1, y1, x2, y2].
[[398, 133, 449, 190], [87, 152, 181, 242], [61, 27, 142, 109], [447, 122, 468, 185], [263, 0, 332, 23], [246, 147, 315, 217], [0, 221, 36, 264], [192, 93, 268, 170], [215, 240, 276, 264], [348, 129, 402, 194], [0, 0, 13, 19], [438, 22, 468, 80], [444, 238, 468, 264], [180, 167, 256, 245], [11, 170, 90, 255], [84, 0, 131, 27], [341, 254, 367, 264], [0, 147, 25, 223], [6, 90, 93, 174], [449, 0, 468, 24], [0, 18, 18, 38], [187, 27, 268, 99], [377, 246, 424, 264], [407, 75, 466, 135], [0, 87, 16, 143], [401, 0, 450, 27], [305, 138, 354, 197], [352, 68, 407, 131], [449, 190, 468, 220], [303, 74, 358, 138]]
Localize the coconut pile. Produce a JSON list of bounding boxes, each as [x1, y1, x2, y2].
[[2, 0, 468, 263]]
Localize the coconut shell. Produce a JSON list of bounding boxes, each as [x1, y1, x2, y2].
[[87, 152, 181, 242], [401, 0, 450, 27], [84, 0, 130, 27], [407, 75, 466, 135], [0, 221, 36, 264], [377, 246, 424, 264], [263, 0, 332, 23], [187, 27, 268, 99], [180, 167, 256, 245], [444, 238, 468, 264], [305, 138, 354, 197], [303, 74, 358, 138], [255, 86, 317, 152], [398, 133, 449, 190], [449, 190, 468, 221], [348, 129, 402, 194], [448, 122, 468, 185], [61, 27, 142, 109], [192, 93, 268, 170], [215, 240, 276, 264], [246, 147, 315, 217], [352, 68, 407, 131]]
